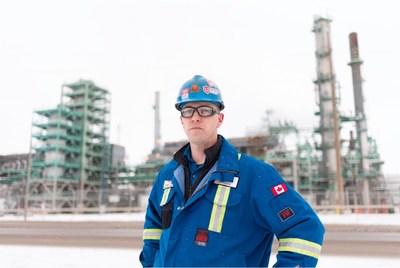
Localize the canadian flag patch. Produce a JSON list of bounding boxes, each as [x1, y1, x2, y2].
[[271, 183, 288, 196]]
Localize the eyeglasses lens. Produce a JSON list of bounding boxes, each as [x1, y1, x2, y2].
[[181, 106, 217, 118]]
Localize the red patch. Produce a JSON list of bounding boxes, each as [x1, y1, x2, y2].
[[203, 86, 211, 94], [271, 183, 288, 196], [279, 207, 294, 221], [195, 229, 208, 247]]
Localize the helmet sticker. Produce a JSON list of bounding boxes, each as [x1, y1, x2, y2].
[[210, 88, 220, 95], [207, 80, 217, 87], [182, 88, 189, 99], [190, 84, 200, 93], [203, 86, 210, 94]]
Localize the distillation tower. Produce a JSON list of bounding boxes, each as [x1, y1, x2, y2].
[[312, 17, 386, 207], [312, 17, 344, 205], [264, 17, 387, 208]]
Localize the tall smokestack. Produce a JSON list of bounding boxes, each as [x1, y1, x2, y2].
[[348, 32, 365, 116], [153, 91, 161, 153], [348, 32, 371, 206]]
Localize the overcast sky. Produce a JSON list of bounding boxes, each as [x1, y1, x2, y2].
[[1, 0, 399, 175]]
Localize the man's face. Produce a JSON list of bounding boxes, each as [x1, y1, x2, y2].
[[180, 102, 224, 147]]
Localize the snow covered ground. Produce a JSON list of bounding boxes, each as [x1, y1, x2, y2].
[[2, 211, 400, 225], [2, 246, 399, 268], [1, 212, 400, 267]]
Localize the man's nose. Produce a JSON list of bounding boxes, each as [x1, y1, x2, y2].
[[191, 110, 202, 121]]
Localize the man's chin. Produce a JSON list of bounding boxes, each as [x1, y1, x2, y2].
[[187, 135, 206, 144]]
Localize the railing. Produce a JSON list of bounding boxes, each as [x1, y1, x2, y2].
[[2, 206, 144, 215], [2, 204, 398, 217], [0, 185, 399, 216], [314, 204, 399, 214]]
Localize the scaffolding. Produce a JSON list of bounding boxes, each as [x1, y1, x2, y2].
[[29, 80, 111, 209]]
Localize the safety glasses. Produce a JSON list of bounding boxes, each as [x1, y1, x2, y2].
[[180, 105, 219, 118]]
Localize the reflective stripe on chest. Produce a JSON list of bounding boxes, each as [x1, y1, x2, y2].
[[207, 153, 241, 233], [208, 184, 231, 233], [160, 180, 173, 206]]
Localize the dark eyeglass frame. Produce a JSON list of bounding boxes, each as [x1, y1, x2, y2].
[[180, 105, 219, 118]]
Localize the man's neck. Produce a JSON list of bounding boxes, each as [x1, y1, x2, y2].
[[190, 137, 218, 164], [189, 144, 207, 165]]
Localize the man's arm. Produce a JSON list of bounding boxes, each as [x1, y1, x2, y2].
[[250, 163, 325, 267], [139, 181, 163, 267]]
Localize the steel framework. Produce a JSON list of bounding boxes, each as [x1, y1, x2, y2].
[[29, 80, 111, 209]]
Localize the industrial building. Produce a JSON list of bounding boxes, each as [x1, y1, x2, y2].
[[124, 17, 389, 210], [263, 17, 387, 209], [1, 80, 130, 212], [0, 16, 394, 214]]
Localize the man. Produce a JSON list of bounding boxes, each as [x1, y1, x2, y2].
[[140, 75, 325, 267]]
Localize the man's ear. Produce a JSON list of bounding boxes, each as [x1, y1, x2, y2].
[[217, 113, 224, 127]]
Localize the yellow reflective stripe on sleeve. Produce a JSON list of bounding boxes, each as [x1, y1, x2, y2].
[[238, 153, 241, 160], [143, 228, 162, 240], [208, 185, 231, 233], [160, 188, 171, 206], [278, 238, 322, 259]]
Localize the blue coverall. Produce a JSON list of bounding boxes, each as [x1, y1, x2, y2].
[[140, 136, 325, 267]]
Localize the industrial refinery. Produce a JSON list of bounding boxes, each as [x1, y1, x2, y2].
[[0, 16, 395, 214], [263, 17, 388, 210]]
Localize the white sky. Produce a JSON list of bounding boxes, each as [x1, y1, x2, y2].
[[1, 0, 399, 174]]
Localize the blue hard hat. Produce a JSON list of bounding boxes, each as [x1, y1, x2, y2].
[[175, 75, 225, 111]]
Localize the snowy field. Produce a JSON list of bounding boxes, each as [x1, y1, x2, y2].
[[2, 211, 400, 226], [0, 210, 400, 225], [2, 246, 399, 268], [1, 212, 400, 267]]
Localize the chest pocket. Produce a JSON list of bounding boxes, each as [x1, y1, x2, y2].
[[205, 183, 242, 235], [160, 180, 176, 229]]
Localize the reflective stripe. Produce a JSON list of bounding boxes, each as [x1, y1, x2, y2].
[[143, 228, 162, 240], [160, 188, 171, 206], [278, 238, 322, 259], [238, 153, 241, 160], [208, 185, 231, 233]]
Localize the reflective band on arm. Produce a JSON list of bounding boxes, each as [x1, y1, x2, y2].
[[143, 228, 162, 240], [278, 238, 322, 259], [208, 185, 231, 233], [160, 188, 171, 206]]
